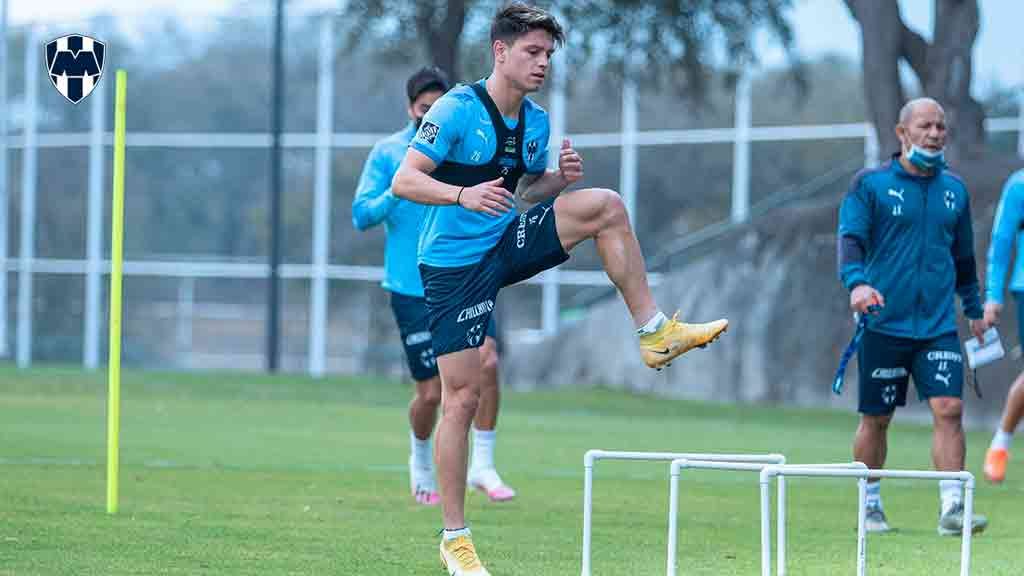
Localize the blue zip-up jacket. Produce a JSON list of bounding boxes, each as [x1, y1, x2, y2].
[[352, 122, 426, 297], [986, 169, 1024, 304], [837, 156, 982, 339]]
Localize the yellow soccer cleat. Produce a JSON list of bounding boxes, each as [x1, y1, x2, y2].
[[984, 448, 1008, 484], [439, 535, 491, 576], [639, 312, 729, 370]]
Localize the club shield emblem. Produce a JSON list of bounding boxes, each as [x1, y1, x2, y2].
[[45, 34, 105, 104]]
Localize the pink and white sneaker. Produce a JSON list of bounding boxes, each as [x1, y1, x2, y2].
[[409, 456, 440, 506], [467, 468, 516, 502]]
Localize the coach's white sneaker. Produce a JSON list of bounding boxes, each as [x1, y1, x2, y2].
[[937, 503, 987, 536], [440, 534, 491, 576], [864, 505, 892, 533]]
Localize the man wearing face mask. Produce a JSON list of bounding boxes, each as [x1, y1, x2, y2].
[[352, 66, 515, 509], [837, 97, 988, 536]]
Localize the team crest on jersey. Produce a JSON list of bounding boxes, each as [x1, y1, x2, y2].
[[417, 121, 440, 145], [526, 140, 538, 163], [504, 135, 517, 154], [45, 34, 105, 104]]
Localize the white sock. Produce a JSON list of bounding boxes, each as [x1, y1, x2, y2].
[[939, 479, 962, 515], [443, 526, 471, 541], [865, 482, 882, 509], [410, 430, 432, 470], [637, 311, 668, 336], [991, 428, 1013, 451], [471, 427, 495, 471]]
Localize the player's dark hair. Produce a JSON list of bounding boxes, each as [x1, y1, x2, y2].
[[490, 3, 564, 48], [406, 66, 451, 103]]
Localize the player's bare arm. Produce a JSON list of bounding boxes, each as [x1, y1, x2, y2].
[[394, 149, 516, 217], [392, 149, 457, 205], [517, 138, 583, 203]]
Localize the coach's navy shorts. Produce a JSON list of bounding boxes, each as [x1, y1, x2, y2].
[[857, 329, 963, 415], [389, 291, 496, 381], [420, 198, 568, 358]]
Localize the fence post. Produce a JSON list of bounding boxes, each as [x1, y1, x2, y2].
[[541, 25, 567, 337], [0, 0, 9, 357], [864, 123, 879, 168], [1017, 84, 1023, 158], [730, 69, 751, 223], [84, 50, 107, 370], [176, 276, 194, 366], [620, 54, 638, 227], [16, 26, 39, 368], [309, 15, 334, 377]]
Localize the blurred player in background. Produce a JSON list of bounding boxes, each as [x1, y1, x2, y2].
[[393, 4, 728, 574], [982, 167, 1024, 483], [352, 66, 516, 509], [837, 97, 988, 536]]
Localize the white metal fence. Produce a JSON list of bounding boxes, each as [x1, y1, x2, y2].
[[3, 18, 1022, 376]]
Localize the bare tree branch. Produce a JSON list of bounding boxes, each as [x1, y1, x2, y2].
[[841, 0, 905, 158], [926, 0, 983, 160], [899, 22, 930, 87]]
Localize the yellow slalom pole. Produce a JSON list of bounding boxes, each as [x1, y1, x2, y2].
[[107, 70, 127, 515]]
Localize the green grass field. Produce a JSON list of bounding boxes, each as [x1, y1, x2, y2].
[[1, 366, 1022, 575]]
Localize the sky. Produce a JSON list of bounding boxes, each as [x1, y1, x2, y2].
[[7, 0, 1023, 94]]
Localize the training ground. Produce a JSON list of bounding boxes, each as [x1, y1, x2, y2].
[[2, 367, 1022, 575]]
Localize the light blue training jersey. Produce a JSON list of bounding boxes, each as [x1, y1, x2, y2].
[[410, 79, 550, 268], [986, 169, 1024, 304], [351, 122, 426, 297]]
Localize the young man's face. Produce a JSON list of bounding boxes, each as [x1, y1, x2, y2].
[[495, 29, 556, 93], [408, 89, 444, 126]]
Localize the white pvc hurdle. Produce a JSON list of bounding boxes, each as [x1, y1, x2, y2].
[[759, 467, 976, 576], [580, 449, 785, 576], [666, 459, 867, 576]]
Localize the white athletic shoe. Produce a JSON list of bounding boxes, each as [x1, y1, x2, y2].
[[937, 503, 987, 536]]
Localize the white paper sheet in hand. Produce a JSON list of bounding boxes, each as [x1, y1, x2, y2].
[[964, 327, 1005, 369]]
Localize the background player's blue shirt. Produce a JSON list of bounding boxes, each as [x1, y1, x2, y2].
[[352, 122, 427, 297], [986, 169, 1024, 304], [410, 80, 550, 267], [838, 157, 981, 340]]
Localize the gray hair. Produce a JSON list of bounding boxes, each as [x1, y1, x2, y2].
[[898, 97, 943, 124]]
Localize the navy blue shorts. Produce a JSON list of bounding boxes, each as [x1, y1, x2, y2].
[[420, 198, 569, 358], [857, 329, 963, 415], [389, 291, 497, 381]]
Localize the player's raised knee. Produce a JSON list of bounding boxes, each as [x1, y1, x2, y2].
[[573, 187, 626, 226], [596, 188, 628, 226]]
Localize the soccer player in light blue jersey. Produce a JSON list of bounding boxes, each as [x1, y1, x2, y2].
[[352, 67, 515, 509], [392, 5, 729, 574], [982, 168, 1024, 484]]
